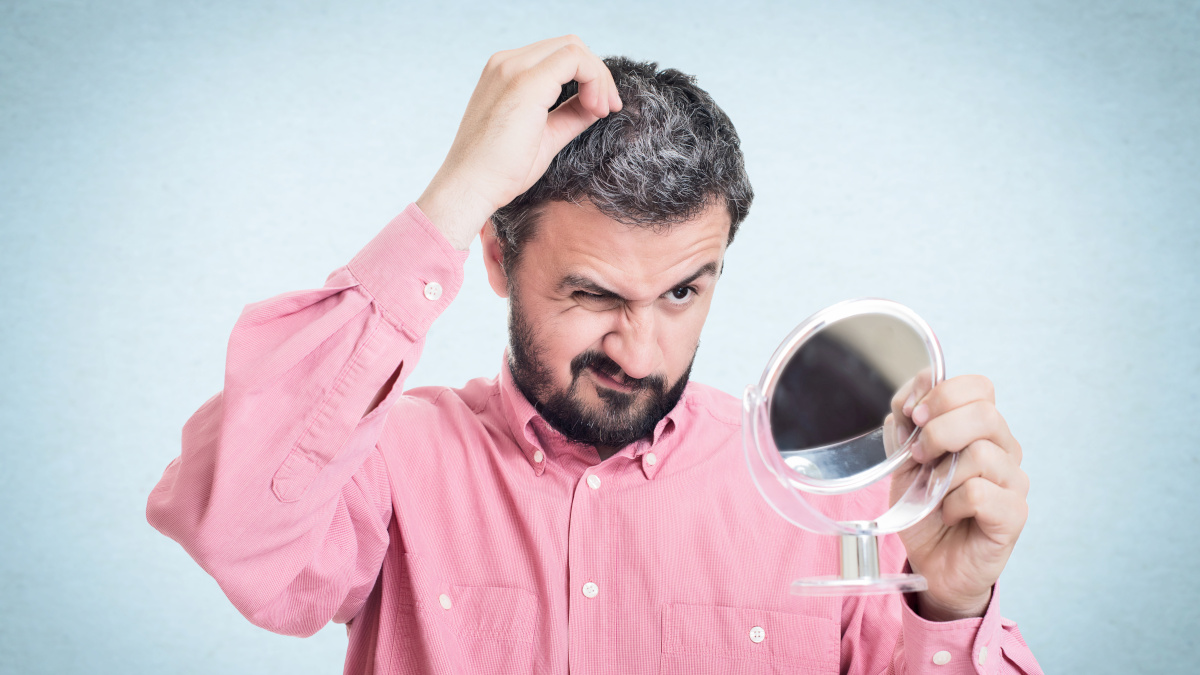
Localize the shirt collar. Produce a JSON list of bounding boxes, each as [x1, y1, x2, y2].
[[497, 352, 687, 479]]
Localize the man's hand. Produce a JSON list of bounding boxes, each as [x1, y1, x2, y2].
[[891, 375, 1030, 621], [417, 35, 622, 250]]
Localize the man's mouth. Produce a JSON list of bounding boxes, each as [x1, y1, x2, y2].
[[587, 365, 636, 393]]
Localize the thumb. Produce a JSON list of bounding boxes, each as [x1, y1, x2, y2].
[[541, 95, 603, 159]]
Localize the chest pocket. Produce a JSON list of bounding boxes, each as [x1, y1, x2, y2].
[[660, 603, 840, 675], [443, 585, 539, 673]]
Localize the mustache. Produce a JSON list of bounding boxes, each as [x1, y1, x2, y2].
[[569, 351, 666, 392]]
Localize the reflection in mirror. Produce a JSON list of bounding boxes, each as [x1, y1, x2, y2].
[[769, 314, 930, 481]]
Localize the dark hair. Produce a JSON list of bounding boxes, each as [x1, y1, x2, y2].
[[491, 56, 753, 274]]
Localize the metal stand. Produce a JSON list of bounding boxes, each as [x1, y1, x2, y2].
[[789, 521, 929, 597]]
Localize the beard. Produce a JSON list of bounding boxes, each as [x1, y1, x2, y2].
[[507, 291, 694, 449]]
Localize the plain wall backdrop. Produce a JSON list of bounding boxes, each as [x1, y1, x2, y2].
[[2, 1, 1197, 673]]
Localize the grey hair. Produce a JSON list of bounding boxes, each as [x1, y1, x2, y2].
[[490, 56, 753, 274]]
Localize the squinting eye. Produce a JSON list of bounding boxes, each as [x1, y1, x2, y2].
[[573, 291, 620, 310]]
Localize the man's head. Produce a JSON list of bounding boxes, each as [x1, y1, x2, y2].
[[482, 57, 753, 451]]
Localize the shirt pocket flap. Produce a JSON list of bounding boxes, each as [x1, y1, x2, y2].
[[662, 603, 840, 674]]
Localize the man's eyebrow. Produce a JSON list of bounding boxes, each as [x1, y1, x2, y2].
[[675, 261, 720, 287], [557, 262, 720, 298]]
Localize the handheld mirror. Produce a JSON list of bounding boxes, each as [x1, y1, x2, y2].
[[742, 299, 956, 596]]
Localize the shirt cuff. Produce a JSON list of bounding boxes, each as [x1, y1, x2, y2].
[[347, 203, 469, 338], [901, 581, 1006, 674]]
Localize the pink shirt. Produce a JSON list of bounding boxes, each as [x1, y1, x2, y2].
[[147, 204, 1042, 675]]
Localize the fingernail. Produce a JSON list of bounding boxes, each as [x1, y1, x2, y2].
[[909, 439, 923, 461], [903, 392, 916, 415], [913, 404, 929, 426]]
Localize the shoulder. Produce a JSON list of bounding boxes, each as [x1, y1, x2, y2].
[[400, 374, 499, 412], [385, 374, 502, 438]]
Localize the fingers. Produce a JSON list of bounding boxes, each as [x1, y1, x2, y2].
[[890, 367, 931, 452], [487, 35, 621, 118], [530, 43, 619, 117], [940, 476, 1029, 539], [911, 374, 994, 425], [944, 440, 1029, 496], [543, 94, 604, 155], [911, 399, 1020, 463], [896, 367, 933, 419]]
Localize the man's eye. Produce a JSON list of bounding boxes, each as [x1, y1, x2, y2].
[[573, 291, 619, 308], [665, 286, 696, 305]]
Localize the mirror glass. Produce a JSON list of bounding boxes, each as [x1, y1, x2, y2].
[[768, 314, 931, 482]]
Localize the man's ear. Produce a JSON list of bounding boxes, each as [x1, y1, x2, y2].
[[480, 220, 510, 299]]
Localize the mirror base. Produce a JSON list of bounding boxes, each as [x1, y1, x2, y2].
[[790, 573, 928, 596]]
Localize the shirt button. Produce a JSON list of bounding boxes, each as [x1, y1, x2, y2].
[[439, 593, 452, 610], [582, 582, 599, 598], [644, 452, 657, 466], [423, 281, 443, 301], [533, 450, 544, 463], [979, 646, 988, 664], [749, 626, 765, 643], [932, 650, 952, 666], [587, 474, 601, 490]]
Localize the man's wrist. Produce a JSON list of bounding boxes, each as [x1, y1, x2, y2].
[[416, 174, 497, 251], [912, 588, 992, 622]]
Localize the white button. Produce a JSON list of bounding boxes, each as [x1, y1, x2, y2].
[[979, 646, 988, 664], [587, 475, 601, 490], [932, 651, 952, 666], [749, 626, 765, 643], [582, 582, 599, 598], [423, 281, 443, 301], [533, 450, 544, 463], [644, 452, 657, 466], [439, 593, 452, 610]]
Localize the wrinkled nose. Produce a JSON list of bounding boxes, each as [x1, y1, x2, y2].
[[602, 307, 661, 381]]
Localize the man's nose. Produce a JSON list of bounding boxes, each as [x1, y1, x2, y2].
[[602, 306, 661, 381]]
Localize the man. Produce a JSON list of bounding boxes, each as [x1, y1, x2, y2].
[[148, 36, 1041, 673]]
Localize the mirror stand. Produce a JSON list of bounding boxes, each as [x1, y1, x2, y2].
[[788, 521, 928, 596]]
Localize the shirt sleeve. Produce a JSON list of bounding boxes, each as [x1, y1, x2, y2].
[[146, 203, 467, 637], [839, 485, 1044, 674]]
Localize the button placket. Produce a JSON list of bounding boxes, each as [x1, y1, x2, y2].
[[567, 466, 608, 670]]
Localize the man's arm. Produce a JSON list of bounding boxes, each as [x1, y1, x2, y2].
[[146, 36, 620, 636]]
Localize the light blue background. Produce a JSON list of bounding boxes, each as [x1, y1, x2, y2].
[[2, 1, 1197, 673]]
